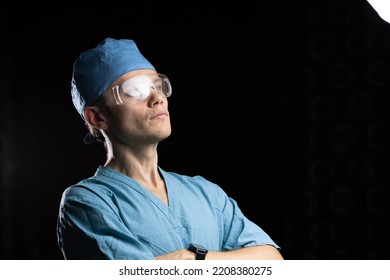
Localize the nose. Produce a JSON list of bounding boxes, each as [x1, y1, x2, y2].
[[148, 89, 166, 106]]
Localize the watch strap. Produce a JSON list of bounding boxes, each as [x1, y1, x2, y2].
[[188, 243, 208, 260]]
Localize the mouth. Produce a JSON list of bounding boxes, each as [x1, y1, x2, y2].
[[151, 111, 169, 119]]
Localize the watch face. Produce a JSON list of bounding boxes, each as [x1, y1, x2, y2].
[[189, 243, 208, 260], [190, 243, 207, 253]]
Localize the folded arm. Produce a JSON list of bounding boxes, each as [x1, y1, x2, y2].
[[155, 245, 284, 260]]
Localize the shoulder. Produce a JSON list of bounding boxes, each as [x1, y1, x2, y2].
[[60, 167, 115, 203], [159, 168, 228, 199], [160, 168, 214, 186], [62, 165, 132, 195]]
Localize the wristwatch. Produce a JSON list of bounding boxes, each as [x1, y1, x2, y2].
[[188, 243, 208, 260]]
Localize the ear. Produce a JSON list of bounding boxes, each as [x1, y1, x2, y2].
[[83, 106, 108, 129]]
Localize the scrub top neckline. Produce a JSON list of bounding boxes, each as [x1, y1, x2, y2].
[[96, 165, 177, 212]]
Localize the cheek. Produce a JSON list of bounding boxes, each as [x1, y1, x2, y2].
[[106, 105, 149, 131], [107, 105, 134, 119], [105, 107, 130, 126]]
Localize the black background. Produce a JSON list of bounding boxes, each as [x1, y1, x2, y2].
[[1, 0, 390, 259]]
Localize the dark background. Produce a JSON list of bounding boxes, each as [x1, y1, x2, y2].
[[1, 0, 390, 259]]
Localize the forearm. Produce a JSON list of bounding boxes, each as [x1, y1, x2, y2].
[[206, 245, 284, 260], [155, 249, 195, 260], [155, 245, 284, 260]]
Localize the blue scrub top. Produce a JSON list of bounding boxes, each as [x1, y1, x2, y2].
[[57, 166, 280, 259]]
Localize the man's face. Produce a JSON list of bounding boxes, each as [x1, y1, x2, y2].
[[100, 69, 172, 147]]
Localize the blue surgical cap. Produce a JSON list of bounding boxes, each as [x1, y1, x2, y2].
[[71, 38, 156, 120]]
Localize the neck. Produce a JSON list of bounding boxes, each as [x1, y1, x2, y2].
[[105, 149, 168, 205], [105, 141, 161, 183]]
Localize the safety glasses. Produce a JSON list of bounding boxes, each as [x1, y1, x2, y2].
[[109, 73, 172, 105]]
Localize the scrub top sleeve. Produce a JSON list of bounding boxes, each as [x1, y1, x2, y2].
[[57, 188, 155, 260], [219, 189, 280, 251]]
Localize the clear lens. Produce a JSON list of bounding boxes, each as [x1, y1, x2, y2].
[[110, 73, 172, 105]]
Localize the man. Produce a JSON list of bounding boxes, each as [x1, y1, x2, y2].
[[57, 37, 283, 260]]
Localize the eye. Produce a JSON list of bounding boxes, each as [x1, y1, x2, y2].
[[154, 82, 163, 92], [121, 76, 153, 99]]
